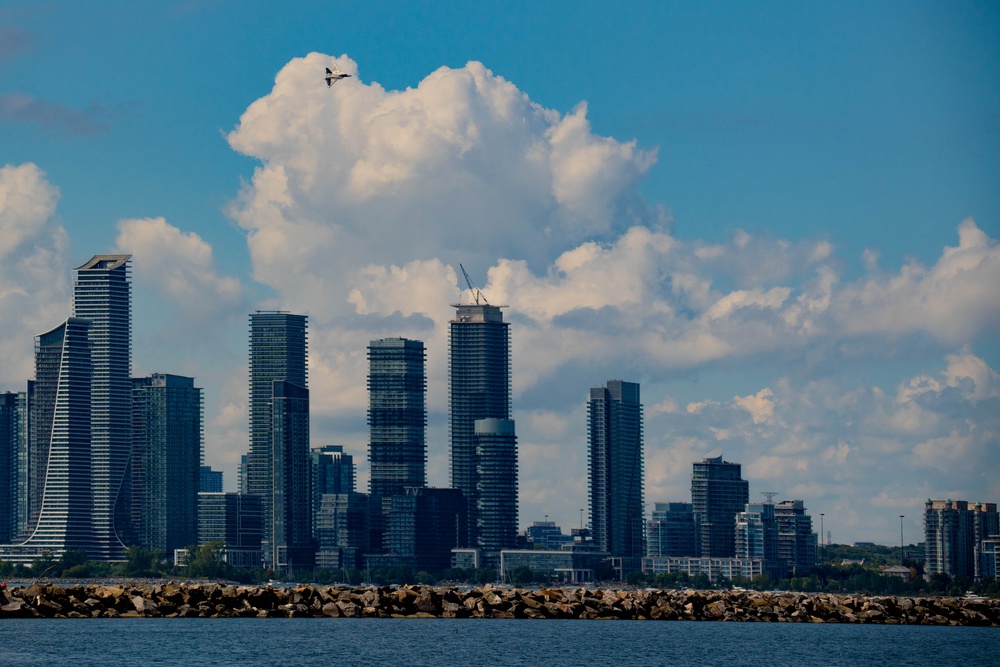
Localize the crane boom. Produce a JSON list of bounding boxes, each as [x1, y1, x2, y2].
[[459, 263, 489, 305]]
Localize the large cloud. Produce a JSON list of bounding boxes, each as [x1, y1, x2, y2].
[[222, 54, 999, 540], [0, 163, 71, 388]]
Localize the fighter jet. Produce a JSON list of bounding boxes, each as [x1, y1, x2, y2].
[[325, 65, 351, 87]]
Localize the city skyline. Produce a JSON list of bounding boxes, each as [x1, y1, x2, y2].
[[0, 3, 997, 545]]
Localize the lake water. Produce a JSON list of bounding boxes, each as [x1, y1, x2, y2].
[[0, 618, 996, 666]]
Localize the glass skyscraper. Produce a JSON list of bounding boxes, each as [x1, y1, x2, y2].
[[588, 380, 644, 565], [131, 373, 203, 554], [0, 318, 93, 562], [368, 337, 426, 550], [73, 254, 132, 560], [247, 311, 309, 568], [449, 303, 511, 548]]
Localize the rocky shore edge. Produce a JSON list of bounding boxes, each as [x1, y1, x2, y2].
[[1, 582, 997, 624]]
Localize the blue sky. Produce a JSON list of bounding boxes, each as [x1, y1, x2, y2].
[[1, 1, 998, 544]]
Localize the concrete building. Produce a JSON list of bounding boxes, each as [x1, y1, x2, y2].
[[368, 338, 426, 551], [691, 456, 748, 558], [924, 499, 999, 579], [642, 555, 787, 583], [646, 502, 697, 558], [197, 492, 263, 568], [130, 373, 203, 555], [449, 302, 510, 547], [246, 311, 309, 569], [588, 380, 644, 570], [474, 418, 518, 553]]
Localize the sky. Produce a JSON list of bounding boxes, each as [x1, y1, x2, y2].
[[1, 1, 998, 545]]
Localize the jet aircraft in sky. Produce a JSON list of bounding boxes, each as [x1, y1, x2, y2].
[[325, 65, 351, 87]]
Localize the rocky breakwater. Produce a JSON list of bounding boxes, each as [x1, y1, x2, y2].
[[1, 583, 997, 625]]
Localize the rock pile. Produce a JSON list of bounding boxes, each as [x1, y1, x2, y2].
[[1, 583, 997, 624]]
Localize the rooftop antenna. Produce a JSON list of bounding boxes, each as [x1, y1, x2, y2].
[[761, 491, 778, 505], [459, 263, 489, 306]]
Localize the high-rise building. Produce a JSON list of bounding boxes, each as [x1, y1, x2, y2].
[[314, 492, 369, 570], [270, 380, 313, 570], [449, 302, 511, 547], [246, 311, 308, 568], [14, 386, 30, 539], [474, 418, 518, 552], [0, 392, 21, 543], [384, 487, 467, 573], [588, 380, 644, 566], [73, 254, 132, 560], [735, 502, 779, 561], [774, 500, 817, 575], [237, 455, 249, 495], [368, 338, 426, 550], [0, 318, 93, 563], [646, 502, 697, 558], [200, 466, 223, 493], [198, 492, 263, 568], [311, 445, 355, 537], [131, 374, 203, 555], [691, 455, 748, 558], [924, 499, 999, 578]]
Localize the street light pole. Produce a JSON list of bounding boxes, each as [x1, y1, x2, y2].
[[820, 513, 825, 562], [899, 515, 905, 565]]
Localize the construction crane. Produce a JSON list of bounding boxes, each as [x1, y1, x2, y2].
[[459, 263, 489, 306]]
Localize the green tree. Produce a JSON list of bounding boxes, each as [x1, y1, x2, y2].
[[122, 545, 161, 578], [185, 542, 229, 579]]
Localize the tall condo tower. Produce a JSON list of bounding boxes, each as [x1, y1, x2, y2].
[[131, 374, 203, 555], [588, 380, 645, 566], [691, 455, 749, 558], [474, 417, 518, 552], [73, 254, 132, 560], [449, 301, 511, 548], [247, 312, 309, 569], [0, 318, 93, 562], [368, 337, 426, 551]]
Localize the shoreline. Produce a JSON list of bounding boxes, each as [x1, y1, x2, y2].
[[2, 583, 998, 624]]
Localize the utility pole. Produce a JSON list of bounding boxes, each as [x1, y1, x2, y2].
[[899, 515, 905, 565]]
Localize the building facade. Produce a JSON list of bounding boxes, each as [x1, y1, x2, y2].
[[130, 373, 203, 554], [691, 455, 748, 558], [200, 466, 223, 493], [73, 254, 132, 561], [588, 380, 644, 568], [774, 500, 817, 575], [197, 492, 263, 568], [384, 487, 467, 573], [0, 318, 93, 563], [924, 499, 999, 579], [0, 392, 21, 543], [314, 492, 369, 570], [246, 311, 308, 568], [735, 502, 779, 561], [270, 380, 313, 570], [449, 303, 510, 547], [474, 417, 518, 552], [368, 338, 426, 551], [646, 502, 697, 558]]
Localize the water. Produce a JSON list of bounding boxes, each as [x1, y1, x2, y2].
[[0, 619, 996, 666]]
